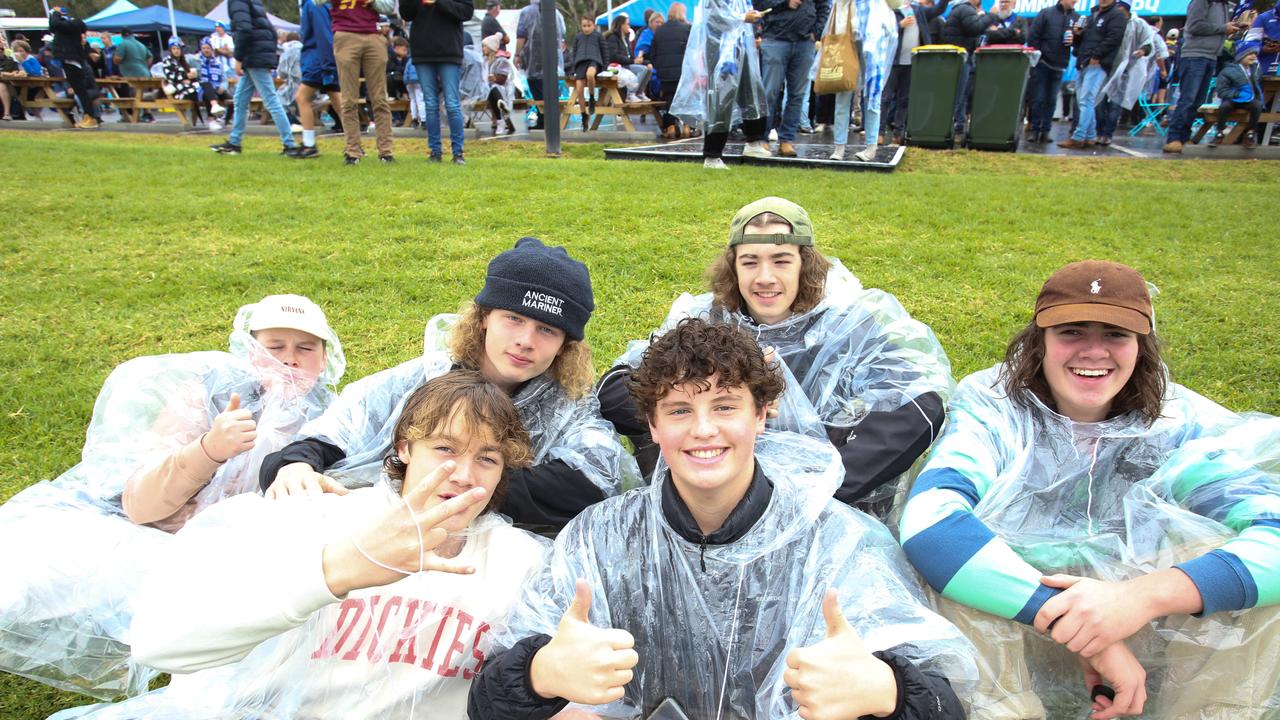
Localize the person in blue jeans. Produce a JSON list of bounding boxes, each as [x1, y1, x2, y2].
[[1057, 0, 1124, 149], [211, 0, 299, 155], [1163, 0, 1245, 152], [754, 0, 830, 157], [400, 0, 473, 164]]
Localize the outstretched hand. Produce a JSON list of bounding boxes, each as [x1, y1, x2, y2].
[[321, 460, 488, 596], [530, 579, 639, 706], [266, 461, 350, 499], [785, 588, 897, 720]]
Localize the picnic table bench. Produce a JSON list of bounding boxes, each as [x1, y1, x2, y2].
[[1192, 76, 1280, 146], [531, 75, 662, 132], [95, 77, 198, 127], [0, 75, 76, 126]]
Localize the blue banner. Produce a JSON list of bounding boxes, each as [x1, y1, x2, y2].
[[987, 0, 1190, 17]]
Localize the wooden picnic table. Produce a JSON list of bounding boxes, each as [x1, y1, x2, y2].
[[0, 75, 76, 126], [554, 75, 663, 132], [1192, 76, 1280, 146], [95, 76, 198, 127]]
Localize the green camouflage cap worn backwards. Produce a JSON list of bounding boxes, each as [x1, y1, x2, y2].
[[727, 197, 815, 247]]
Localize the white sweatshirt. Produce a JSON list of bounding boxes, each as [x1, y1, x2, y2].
[[128, 485, 547, 720]]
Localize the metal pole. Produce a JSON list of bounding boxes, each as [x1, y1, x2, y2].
[[42, 0, 51, 17], [166, 0, 178, 41], [539, 0, 560, 155]]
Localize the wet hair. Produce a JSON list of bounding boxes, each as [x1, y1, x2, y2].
[[383, 370, 532, 514], [707, 212, 830, 318], [628, 318, 784, 421], [447, 301, 595, 399], [998, 320, 1167, 425]]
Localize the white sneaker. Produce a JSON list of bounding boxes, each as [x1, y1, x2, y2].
[[828, 144, 845, 160], [498, 99, 511, 114], [742, 141, 772, 158], [768, 128, 779, 142], [703, 158, 729, 170], [210, 101, 226, 118], [207, 119, 224, 132], [366, 123, 376, 134], [854, 144, 879, 162], [626, 93, 641, 103]]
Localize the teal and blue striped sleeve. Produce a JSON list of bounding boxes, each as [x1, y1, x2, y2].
[[899, 397, 1063, 625], [1161, 434, 1280, 617]]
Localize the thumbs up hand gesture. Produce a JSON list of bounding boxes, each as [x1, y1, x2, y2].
[[530, 579, 639, 706], [202, 393, 257, 463], [785, 588, 898, 720]]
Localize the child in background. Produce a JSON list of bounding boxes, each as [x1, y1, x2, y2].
[[571, 16, 605, 126], [1209, 41, 1263, 148]]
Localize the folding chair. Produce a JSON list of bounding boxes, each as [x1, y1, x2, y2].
[[1130, 93, 1170, 137]]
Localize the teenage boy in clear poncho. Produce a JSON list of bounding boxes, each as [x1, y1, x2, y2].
[[598, 197, 952, 518], [669, 0, 772, 169], [49, 371, 550, 720], [469, 318, 976, 720], [259, 238, 637, 530], [0, 294, 345, 699], [899, 260, 1280, 720]]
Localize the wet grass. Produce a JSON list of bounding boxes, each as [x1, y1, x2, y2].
[[0, 129, 1277, 717]]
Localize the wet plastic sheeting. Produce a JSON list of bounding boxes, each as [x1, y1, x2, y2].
[[670, 0, 767, 134], [493, 432, 978, 719], [0, 303, 344, 699]]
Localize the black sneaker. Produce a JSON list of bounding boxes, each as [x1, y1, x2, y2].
[[210, 141, 242, 154], [379, 154, 395, 163], [344, 154, 361, 165], [291, 145, 319, 159], [281, 145, 303, 157], [429, 153, 442, 162], [452, 155, 466, 165]]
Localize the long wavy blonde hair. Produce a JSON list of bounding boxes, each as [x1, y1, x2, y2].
[[448, 302, 595, 399]]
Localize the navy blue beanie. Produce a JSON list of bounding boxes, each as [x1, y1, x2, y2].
[[474, 238, 595, 341]]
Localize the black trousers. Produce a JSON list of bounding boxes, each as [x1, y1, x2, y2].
[[62, 60, 100, 120], [703, 116, 766, 158], [1215, 97, 1262, 136], [880, 64, 911, 136]]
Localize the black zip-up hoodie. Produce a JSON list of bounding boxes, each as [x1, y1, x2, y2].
[[753, 0, 832, 42], [1027, 1, 1080, 71], [1076, 1, 1127, 69], [48, 10, 87, 63], [399, 0, 474, 65]]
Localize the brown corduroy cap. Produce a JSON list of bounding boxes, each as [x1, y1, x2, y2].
[[1034, 260, 1153, 335]]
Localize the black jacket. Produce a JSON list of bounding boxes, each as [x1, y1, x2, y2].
[[1075, 2, 1126, 69], [602, 31, 633, 65], [984, 13, 1028, 44], [466, 467, 965, 720], [1027, 1, 1079, 71], [942, 1, 994, 53], [481, 13, 507, 47], [647, 19, 690, 92], [399, 0, 473, 64], [228, 0, 279, 69], [754, 0, 832, 41], [48, 10, 86, 63], [260, 437, 605, 529]]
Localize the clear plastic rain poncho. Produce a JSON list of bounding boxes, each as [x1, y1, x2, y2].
[[836, 0, 898, 111], [614, 258, 954, 508], [47, 484, 551, 720], [669, 0, 767, 134], [0, 300, 344, 700], [459, 44, 489, 104], [900, 365, 1280, 717], [493, 431, 978, 718], [307, 313, 637, 494], [1101, 12, 1155, 110]]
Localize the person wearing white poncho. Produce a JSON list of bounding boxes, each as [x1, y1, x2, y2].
[[899, 261, 1280, 720], [470, 319, 975, 720], [260, 238, 638, 530], [0, 294, 345, 700], [49, 372, 549, 720], [598, 197, 952, 517]]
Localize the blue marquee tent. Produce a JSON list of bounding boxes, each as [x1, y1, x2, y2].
[[85, 5, 217, 34]]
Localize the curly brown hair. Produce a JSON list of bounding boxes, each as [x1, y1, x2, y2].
[[998, 321, 1167, 425], [708, 212, 830, 318], [628, 318, 785, 422], [383, 370, 532, 514], [447, 302, 595, 400]]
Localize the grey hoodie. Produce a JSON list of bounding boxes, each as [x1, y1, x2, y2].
[[1181, 0, 1230, 59]]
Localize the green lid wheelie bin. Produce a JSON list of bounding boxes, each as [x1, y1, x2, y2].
[[905, 44, 967, 149], [968, 44, 1034, 151]]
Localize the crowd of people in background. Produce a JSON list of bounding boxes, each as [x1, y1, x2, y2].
[[1, 0, 1276, 157]]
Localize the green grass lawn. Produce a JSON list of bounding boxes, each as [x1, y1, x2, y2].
[[0, 130, 1277, 717]]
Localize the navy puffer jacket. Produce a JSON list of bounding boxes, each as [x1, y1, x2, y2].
[[229, 0, 280, 69]]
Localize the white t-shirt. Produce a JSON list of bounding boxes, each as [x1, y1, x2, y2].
[[126, 486, 547, 720]]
